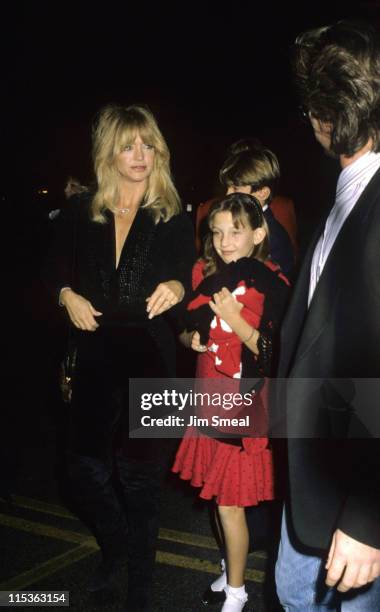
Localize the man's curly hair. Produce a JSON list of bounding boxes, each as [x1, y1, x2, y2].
[[292, 20, 380, 156]]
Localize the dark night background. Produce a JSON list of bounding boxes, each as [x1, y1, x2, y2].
[[11, 1, 380, 232]]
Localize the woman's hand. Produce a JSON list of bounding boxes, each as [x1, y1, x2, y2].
[[146, 280, 185, 319], [209, 287, 243, 326], [60, 288, 103, 331]]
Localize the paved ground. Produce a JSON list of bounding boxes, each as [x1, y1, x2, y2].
[[0, 431, 282, 611]]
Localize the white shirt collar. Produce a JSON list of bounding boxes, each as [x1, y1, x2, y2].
[[336, 150, 380, 204], [308, 150, 380, 307]]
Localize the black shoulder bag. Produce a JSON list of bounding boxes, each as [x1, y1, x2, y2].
[[59, 209, 78, 404]]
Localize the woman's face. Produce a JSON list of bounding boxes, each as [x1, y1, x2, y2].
[[115, 133, 155, 184], [211, 211, 263, 264]]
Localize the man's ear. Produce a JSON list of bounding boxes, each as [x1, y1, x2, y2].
[[253, 227, 266, 245]]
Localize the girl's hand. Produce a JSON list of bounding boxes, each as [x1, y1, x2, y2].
[[60, 289, 102, 331], [209, 287, 243, 325], [209, 287, 259, 354], [146, 280, 185, 319], [190, 331, 208, 353], [179, 330, 207, 352]]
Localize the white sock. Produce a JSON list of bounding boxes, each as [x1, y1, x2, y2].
[[221, 585, 248, 612], [210, 569, 227, 592]]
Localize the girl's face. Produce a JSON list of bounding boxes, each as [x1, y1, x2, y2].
[[211, 211, 264, 264], [115, 132, 155, 185]]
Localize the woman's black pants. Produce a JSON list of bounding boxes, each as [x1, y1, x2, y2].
[[65, 325, 170, 607], [66, 449, 164, 606]]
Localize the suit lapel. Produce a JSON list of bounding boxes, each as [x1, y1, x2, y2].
[[278, 222, 324, 375], [280, 166, 380, 376]]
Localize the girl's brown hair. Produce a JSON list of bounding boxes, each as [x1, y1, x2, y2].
[[203, 192, 269, 277]]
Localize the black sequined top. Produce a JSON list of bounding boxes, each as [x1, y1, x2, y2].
[[45, 195, 196, 375]]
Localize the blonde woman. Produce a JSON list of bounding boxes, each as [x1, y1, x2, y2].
[[47, 104, 195, 611]]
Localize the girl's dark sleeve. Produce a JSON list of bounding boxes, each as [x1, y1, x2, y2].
[[257, 274, 291, 376]]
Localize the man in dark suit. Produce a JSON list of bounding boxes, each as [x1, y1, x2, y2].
[[275, 21, 380, 610]]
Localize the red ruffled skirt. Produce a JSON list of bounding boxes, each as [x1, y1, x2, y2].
[[172, 426, 274, 507]]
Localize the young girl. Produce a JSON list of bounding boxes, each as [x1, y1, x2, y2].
[[172, 192, 289, 612]]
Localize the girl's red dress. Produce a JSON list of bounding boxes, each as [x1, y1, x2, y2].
[[172, 259, 280, 507]]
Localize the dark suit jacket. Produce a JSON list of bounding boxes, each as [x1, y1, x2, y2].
[[277, 166, 380, 551], [264, 207, 295, 279]]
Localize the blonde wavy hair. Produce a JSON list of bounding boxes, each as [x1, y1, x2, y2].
[[91, 104, 181, 223], [203, 193, 269, 277]]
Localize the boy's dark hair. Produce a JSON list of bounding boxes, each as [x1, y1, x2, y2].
[[228, 137, 263, 156], [219, 148, 280, 203]]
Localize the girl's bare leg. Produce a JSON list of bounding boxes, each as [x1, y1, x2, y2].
[[212, 502, 225, 552], [217, 505, 249, 587], [201, 504, 228, 604]]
